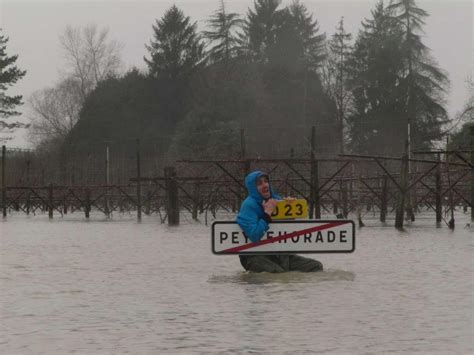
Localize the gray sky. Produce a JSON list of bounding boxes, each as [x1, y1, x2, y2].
[[1, 0, 472, 147]]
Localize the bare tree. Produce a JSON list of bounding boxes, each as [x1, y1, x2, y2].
[[59, 24, 123, 100], [28, 24, 122, 148], [28, 78, 83, 146]]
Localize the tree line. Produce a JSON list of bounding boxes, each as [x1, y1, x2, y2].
[[1, 0, 472, 164]]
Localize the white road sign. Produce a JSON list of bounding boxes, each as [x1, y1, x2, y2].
[[212, 220, 355, 255]]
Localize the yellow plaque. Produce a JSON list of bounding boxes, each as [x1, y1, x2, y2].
[[270, 199, 308, 220]]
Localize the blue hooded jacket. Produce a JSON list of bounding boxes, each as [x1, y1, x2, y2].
[[236, 171, 281, 243]]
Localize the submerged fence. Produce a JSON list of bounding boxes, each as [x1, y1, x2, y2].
[[1, 127, 473, 229]]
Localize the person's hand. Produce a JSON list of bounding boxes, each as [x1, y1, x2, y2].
[[262, 199, 278, 216]]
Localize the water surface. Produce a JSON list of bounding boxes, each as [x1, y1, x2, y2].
[[1, 213, 472, 353]]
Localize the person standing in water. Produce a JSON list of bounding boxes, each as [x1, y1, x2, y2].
[[236, 170, 323, 273]]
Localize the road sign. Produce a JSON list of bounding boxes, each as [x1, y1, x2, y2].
[[212, 220, 355, 255], [271, 199, 308, 220]]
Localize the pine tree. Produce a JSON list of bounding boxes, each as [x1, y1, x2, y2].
[[346, 1, 406, 154], [387, 0, 449, 151], [243, 0, 325, 70], [144, 6, 204, 80], [243, 0, 284, 63], [325, 17, 352, 153], [240, 0, 333, 152], [278, 1, 327, 141], [285, 0, 326, 71], [203, 0, 243, 66], [0, 29, 26, 119]]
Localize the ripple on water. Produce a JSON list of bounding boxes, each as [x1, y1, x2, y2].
[[208, 269, 356, 285]]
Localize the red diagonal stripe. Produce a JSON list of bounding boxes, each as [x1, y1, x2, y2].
[[221, 221, 348, 253]]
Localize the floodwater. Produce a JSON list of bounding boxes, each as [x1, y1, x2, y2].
[[1, 212, 472, 354]]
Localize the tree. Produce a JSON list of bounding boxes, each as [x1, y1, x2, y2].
[[167, 59, 271, 159], [28, 77, 83, 147], [0, 29, 27, 142], [448, 77, 473, 151], [144, 5, 205, 80], [68, 68, 161, 141], [203, 0, 244, 66], [387, 0, 449, 152], [449, 122, 473, 153], [28, 24, 122, 148], [345, 0, 448, 156], [59, 24, 122, 100], [168, 111, 240, 159], [243, 0, 284, 63], [323, 17, 352, 153], [281, 0, 326, 71], [243, 0, 325, 69], [346, 1, 407, 154], [238, 0, 335, 153], [63, 68, 173, 167]]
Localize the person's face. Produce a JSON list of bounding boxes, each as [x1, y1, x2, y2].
[[256, 175, 271, 199]]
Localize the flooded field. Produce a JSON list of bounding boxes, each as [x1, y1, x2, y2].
[[1, 212, 472, 353]]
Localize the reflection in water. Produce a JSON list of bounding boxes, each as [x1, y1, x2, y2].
[[0, 213, 472, 353], [208, 269, 355, 285]]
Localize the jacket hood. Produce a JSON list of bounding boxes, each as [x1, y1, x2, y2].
[[244, 170, 275, 203]]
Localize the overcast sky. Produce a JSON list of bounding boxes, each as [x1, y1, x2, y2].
[[1, 0, 472, 147]]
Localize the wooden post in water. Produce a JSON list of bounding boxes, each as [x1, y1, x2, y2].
[[341, 180, 348, 218], [357, 174, 364, 227], [309, 128, 315, 219], [48, 183, 53, 218], [380, 174, 388, 222], [145, 190, 151, 216], [349, 162, 354, 202], [192, 181, 200, 220], [309, 127, 321, 219], [406, 166, 415, 222], [2, 145, 6, 217], [105, 144, 110, 217], [136, 139, 142, 222], [165, 166, 179, 226], [471, 125, 474, 222], [26, 192, 32, 214], [435, 153, 442, 224], [85, 188, 91, 218], [63, 191, 68, 215], [26, 160, 31, 215], [26, 191, 31, 215], [395, 153, 408, 228], [446, 137, 455, 229], [313, 160, 321, 219]]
